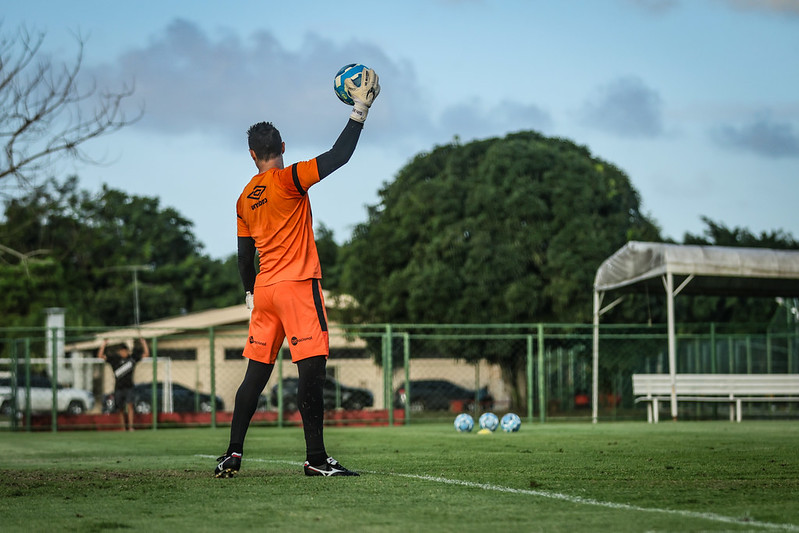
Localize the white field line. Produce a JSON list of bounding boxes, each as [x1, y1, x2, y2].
[[197, 455, 799, 531]]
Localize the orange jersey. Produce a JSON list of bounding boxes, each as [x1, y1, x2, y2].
[[236, 159, 322, 286]]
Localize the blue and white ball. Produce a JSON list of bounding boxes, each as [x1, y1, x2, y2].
[[478, 412, 499, 432], [454, 413, 474, 433], [500, 413, 522, 433], [334, 63, 368, 105]]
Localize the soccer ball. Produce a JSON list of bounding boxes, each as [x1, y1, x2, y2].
[[500, 413, 521, 433], [333, 63, 368, 105], [478, 412, 499, 432], [454, 413, 474, 433]]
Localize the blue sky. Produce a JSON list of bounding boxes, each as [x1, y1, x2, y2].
[[4, 0, 799, 258]]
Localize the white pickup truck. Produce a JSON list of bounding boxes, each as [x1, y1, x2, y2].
[[0, 374, 95, 416]]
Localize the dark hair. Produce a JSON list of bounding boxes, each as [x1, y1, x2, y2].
[[247, 122, 283, 161]]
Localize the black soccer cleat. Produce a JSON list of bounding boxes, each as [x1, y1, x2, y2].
[[214, 452, 242, 478], [303, 457, 360, 477]]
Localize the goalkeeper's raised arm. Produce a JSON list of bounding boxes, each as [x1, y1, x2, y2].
[[317, 68, 380, 179]]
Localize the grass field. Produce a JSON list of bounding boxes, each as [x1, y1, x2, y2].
[[2, 421, 799, 532]]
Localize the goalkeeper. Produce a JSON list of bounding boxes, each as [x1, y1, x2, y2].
[[214, 68, 380, 478]]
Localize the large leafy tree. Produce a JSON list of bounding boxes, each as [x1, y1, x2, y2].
[[341, 131, 660, 324], [338, 131, 661, 404], [0, 177, 240, 328]]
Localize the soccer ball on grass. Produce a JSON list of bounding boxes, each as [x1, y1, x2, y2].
[[453, 413, 474, 432], [478, 412, 499, 432], [333, 63, 369, 105], [500, 413, 522, 433]]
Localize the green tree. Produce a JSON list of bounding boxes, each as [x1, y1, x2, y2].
[[680, 217, 799, 326], [339, 131, 661, 406], [341, 132, 660, 323], [0, 23, 140, 315], [0, 177, 239, 328], [315, 223, 341, 292]]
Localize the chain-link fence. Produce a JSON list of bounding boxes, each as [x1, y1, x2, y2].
[[1, 321, 797, 431]]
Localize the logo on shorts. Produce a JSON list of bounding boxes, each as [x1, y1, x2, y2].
[[249, 336, 267, 346], [291, 336, 312, 346]]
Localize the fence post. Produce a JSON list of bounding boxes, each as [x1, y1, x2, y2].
[[789, 306, 795, 374], [710, 323, 717, 373], [694, 338, 700, 373], [9, 340, 18, 431], [474, 357, 480, 415], [537, 324, 545, 423], [209, 326, 217, 429], [766, 329, 772, 374], [403, 332, 410, 426], [728, 337, 734, 372], [50, 328, 58, 433], [526, 334, 533, 423], [151, 336, 158, 430], [24, 338, 31, 431], [277, 347, 284, 428], [385, 324, 393, 425]]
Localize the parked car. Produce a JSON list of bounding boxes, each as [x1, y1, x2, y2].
[[270, 376, 374, 411], [0, 391, 13, 417], [0, 375, 95, 416], [102, 382, 224, 414], [393, 379, 494, 412]]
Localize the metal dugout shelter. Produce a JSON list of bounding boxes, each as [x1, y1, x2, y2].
[[591, 241, 799, 423]]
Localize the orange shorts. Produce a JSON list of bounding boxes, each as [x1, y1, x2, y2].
[[243, 278, 329, 364]]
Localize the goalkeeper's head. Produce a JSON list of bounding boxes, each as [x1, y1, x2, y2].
[[247, 122, 283, 162]]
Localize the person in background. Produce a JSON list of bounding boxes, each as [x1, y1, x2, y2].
[[98, 338, 149, 431]]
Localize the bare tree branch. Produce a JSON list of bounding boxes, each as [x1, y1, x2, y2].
[[0, 24, 142, 193], [0, 23, 142, 262], [0, 242, 50, 277]]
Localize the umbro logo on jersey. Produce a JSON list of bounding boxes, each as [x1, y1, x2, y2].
[[250, 198, 267, 210], [248, 185, 268, 210], [247, 186, 266, 200]]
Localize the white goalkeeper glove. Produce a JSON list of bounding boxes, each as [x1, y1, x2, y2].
[[245, 291, 254, 310], [346, 68, 380, 123]]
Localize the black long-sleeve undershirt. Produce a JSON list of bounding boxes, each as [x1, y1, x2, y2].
[[238, 236, 257, 293], [316, 118, 363, 179]]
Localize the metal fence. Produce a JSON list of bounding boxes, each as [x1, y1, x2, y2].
[[1, 322, 797, 431]]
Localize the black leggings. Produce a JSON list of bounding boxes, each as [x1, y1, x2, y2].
[[227, 356, 327, 464]]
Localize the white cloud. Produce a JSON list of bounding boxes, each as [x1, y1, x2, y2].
[[625, 0, 680, 14], [627, 0, 799, 17], [89, 19, 428, 149], [711, 115, 799, 158], [438, 99, 553, 142], [578, 77, 665, 138], [720, 0, 799, 17], [88, 18, 554, 156]]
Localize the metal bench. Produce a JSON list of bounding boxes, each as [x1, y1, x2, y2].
[[631, 374, 799, 423]]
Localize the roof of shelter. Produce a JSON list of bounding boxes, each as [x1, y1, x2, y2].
[[67, 290, 357, 351], [594, 241, 799, 297], [67, 305, 252, 351]]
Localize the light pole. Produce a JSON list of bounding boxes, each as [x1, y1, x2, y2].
[[105, 264, 155, 326]]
